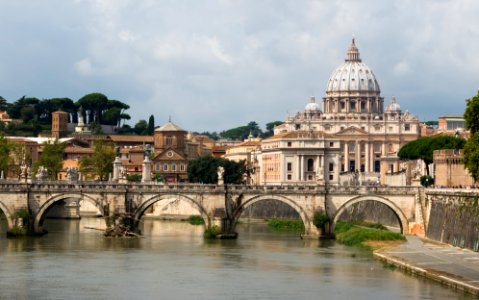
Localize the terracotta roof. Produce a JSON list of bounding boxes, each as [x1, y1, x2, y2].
[[64, 146, 94, 154], [155, 121, 186, 132], [108, 135, 154, 143]]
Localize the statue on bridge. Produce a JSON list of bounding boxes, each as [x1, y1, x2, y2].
[[66, 167, 79, 182], [35, 166, 48, 181]]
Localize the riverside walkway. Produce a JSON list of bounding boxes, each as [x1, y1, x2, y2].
[[375, 236, 479, 296]]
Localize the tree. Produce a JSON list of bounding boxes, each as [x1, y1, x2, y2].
[[33, 140, 66, 180], [134, 119, 148, 135], [188, 155, 220, 184], [464, 91, 479, 135], [263, 121, 283, 138], [147, 115, 155, 135], [79, 141, 115, 181], [7, 96, 40, 120], [398, 136, 466, 175], [0, 96, 10, 111], [463, 134, 479, 182], [188, 156, 248, 184], [76, 93, 108, 124], [0, 134, 11, 176]]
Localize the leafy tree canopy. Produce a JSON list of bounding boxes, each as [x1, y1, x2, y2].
[[463, 133, 479, 182], [464, 90, 479, 135], [79, 140, 115, 181], [187, 155, 248, 184], [398, 135, 466, 175], [33, 140, 66, 180]]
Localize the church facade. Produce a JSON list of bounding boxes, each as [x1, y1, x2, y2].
[[268, 39, 421, 184]]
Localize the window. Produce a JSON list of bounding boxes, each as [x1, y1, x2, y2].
[[360, 143, 365, 153], [405, 123, 410, 131], [360, 164, 365, 172], [287, 142, 292, 147], [374, 160, 380, 172], [307, 159, 314, 172], [287, 162, 292, 171], [180, 164, 185, 171], [155, 163, 160, 171], [287, 174, 292, 180], [166, 136, 172, 145], [340, 101, 345, 111], [350, 101, 356, 111], [329, 142, 334, 147], [361, 101, 366, 111], [329, 174, 334, 180], [172, 164, 177, 171], [329, 162, 334, 172], [295, 124, 301, 130], [374, 143, 381, 153], [163, 164, 168, 171], [348, 143, 355, 153]]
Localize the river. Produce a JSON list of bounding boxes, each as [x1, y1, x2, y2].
[[0, 218, 474, 300]]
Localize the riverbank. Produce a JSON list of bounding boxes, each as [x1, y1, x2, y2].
[[374, 236, 479, 296]]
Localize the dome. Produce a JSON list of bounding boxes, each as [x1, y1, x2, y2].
[[385, 96, 401, 112], [325, 38, 380, 94], [305, 96, 321, 111]]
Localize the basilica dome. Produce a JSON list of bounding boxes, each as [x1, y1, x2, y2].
[[325, 39, 380, 94]]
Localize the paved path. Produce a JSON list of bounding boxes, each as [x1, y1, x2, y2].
[[375, 236, 479, 296]]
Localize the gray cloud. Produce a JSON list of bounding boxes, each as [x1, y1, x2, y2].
[[0, 0, 477, 132]]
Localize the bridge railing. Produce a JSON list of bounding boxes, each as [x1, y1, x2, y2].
[[0, 180, 425, 195]]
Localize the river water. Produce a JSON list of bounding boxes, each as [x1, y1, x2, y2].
[[0, 218, 474, 300]]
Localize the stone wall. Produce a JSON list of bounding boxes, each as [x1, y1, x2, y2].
[[335, 200, 402, 229], [426, 191, 479, 252]]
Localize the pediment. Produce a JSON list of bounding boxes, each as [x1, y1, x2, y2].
[[335, 126, 368, 135], [153, 148, 186, 161]]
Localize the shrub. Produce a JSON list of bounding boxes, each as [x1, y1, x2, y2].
[[127, 174, 142, 182], [420, 175, 434, 187], [187, 215, 205, 225], [268, 218, 304, 231], [334, 221, 405, 249], [313, 212, 329, 229], [204, 225, 221, 239]]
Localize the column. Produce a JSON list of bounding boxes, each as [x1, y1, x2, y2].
[[365, 142, 370, 173], [297, 155, 301, 181], [355, 140, 360, 172], [344, 142, 349, 172], [300, 155, 304, 181]]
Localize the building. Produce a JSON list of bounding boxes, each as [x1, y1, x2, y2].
[[224, 136, 262, 184], [51, 110, 69, 139], [261, 131, 340, 185], [274, 39, 421, 184], [433, 149, 475, 188]]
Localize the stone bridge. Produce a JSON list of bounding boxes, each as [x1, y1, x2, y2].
[[0, 181, 425, 238]]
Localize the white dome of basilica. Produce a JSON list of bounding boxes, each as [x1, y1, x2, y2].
[[304, 96, 321, 111], [325, 38, 380, 94]]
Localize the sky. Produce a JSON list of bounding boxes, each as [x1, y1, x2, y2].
[[0, 0, 478, 132]]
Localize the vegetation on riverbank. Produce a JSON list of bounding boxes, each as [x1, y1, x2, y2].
[[268, 218, 304, 231], [187, 215, 205, 225], [334, 221, 405, 251], [204, 225, 221, 239]]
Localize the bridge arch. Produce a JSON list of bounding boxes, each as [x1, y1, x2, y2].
[[232, 194, 317, 236], [331, 195, 409, 235], [34, 193, 105, 233], [0, 200, 13, 229], [134, 194, 210, 229]]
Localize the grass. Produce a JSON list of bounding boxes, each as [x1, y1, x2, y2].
[[268, 218, 304, 231], [334, 221, 405, 251], [204, 225, 221, 239], [187, 215, 205, 225]]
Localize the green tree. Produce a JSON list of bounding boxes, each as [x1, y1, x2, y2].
[[0, 96, 10, 111], [188, 156, 248, 184], [0, 134, 11, 176], [398, 136, 466, 175], [134, 119, 148, 135], [33, 140, 66, 180], [147, 115, 155, 135], [463, 134, 479, 182], [464, 91, 479, 135], [79, 141, 115, 181], [7, 96, 40, 120], [263, 121, 283, 138], [76, 93, 109, 124]]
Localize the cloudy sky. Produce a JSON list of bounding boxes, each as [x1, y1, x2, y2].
[[0, 0, 478, 132]]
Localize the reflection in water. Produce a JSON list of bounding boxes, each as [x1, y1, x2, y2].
[[0, 219, 474, 300]]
